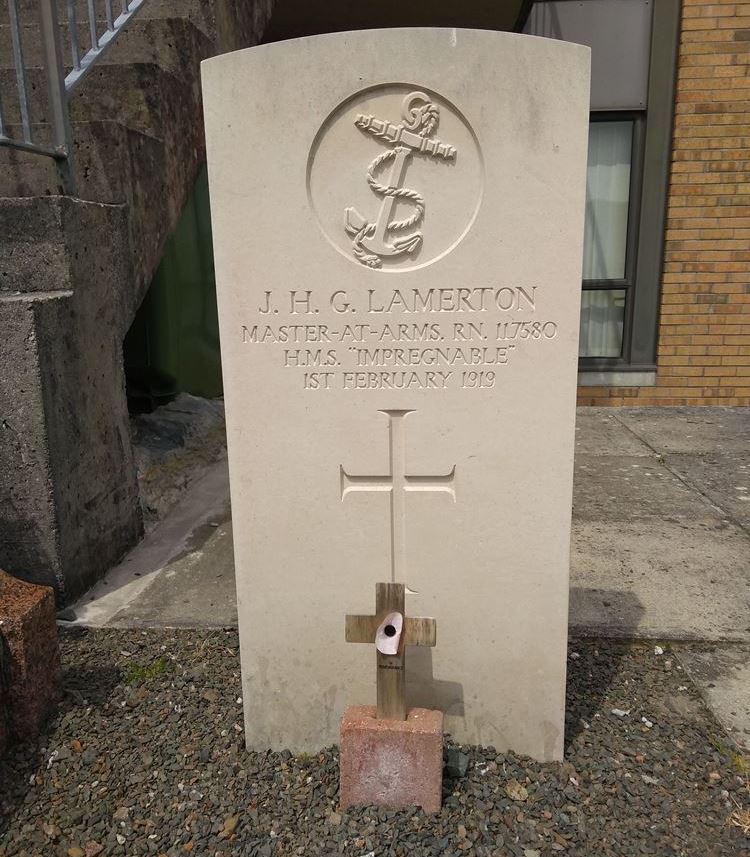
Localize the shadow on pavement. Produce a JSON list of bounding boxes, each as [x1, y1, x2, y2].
[[565, 587, 645, 751]]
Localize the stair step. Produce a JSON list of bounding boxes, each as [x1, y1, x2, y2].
[[0, 16, 211, 78], [0, 119, 167, 296], [1, 111, 204, 309], [1, 118, 161, 200], [7, 0, 213, 38], [0, 53, 203, 139]]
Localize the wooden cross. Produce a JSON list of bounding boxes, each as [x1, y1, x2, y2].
[[345, 582, 436, 720]]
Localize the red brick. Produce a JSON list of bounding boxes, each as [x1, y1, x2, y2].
[[340, 706, 443, 813], [0, 570, 61, 750]]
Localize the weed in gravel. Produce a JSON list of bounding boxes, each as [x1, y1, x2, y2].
[[123, 655, 168, 685], [728, 801, 750, 836], [708, 731, 746, 771]]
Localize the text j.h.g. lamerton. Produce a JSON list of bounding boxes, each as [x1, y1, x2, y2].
[[257, 286, 537, 316]]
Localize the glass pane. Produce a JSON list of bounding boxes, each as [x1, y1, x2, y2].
[[579, 289, 626, 358], [583, 121, 633, 281]]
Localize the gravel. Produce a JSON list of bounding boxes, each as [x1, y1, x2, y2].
[[1, 630, 748, 857]]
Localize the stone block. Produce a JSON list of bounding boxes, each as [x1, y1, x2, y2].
[[0, 570, 61, 744], [0, 202, 144, 603], [339, 706, 443, 813]]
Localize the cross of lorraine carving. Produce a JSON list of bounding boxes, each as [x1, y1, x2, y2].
[[346, 582, 436, 720], [340, 409, 456, 582]]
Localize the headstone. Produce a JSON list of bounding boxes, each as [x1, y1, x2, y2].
[[202, 28, 590, 760]]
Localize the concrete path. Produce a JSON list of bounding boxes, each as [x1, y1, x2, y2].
[[570, 407, 749, 641], [68, 406, 750, 747]]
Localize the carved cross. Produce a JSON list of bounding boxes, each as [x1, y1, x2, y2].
[[340, 409, 456, 582], [345, 582, 436, 720]]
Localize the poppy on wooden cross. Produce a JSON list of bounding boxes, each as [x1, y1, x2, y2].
[[345, 582, 437, 721]]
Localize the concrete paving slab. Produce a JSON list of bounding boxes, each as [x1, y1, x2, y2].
[[665, 452, 750, 532], [616, 407, 750, 454], [109, 520, 237, 628], [72, 407, 750, 649], [573, 454, 726, 523], [570, 520, 750, 641], [93, 513, 750, 642], [68, 459, 231, 626], [574, 408, 653, 456], [674, 643, 750, 751]]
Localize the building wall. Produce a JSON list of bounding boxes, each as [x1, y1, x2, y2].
[[579, 0, 750, 406]]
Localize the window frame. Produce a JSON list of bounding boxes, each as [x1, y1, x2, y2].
[[580, 111, 646, 368], [577, 0, 681, 376]]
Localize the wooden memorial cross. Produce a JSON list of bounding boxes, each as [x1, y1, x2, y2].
[[345, 582, 436, 720]]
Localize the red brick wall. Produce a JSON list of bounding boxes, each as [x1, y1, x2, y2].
[[578, 0, 750, 406]]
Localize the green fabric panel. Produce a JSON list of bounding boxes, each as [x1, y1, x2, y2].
[[124, 166, 223, 406]]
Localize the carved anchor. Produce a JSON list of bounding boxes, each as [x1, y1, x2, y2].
[[345, 91, 457, 269]]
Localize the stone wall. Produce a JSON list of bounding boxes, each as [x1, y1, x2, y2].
[[0, 0, 273, 604], [579, 0, 750, 407], [0, 199, 142, 599]]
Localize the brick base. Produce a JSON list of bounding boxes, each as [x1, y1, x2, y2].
[[0, 570, 61, 750], [339, 706, 443, 813], [577, 386, 750, 408]]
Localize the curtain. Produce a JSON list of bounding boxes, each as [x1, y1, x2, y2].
[[579, 120, 632, 357], [579, 289, 626, 357], [583, 121, 632, 280]]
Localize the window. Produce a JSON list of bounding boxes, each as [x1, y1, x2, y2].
[[525, 0, 681, 378], [579, 116, 641, 361], [584, 121, 632, 281]]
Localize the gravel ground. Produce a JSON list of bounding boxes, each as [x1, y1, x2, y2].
[[1, 630, 748, 857]]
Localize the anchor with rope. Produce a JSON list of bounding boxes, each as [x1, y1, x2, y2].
[[344, 91, 457, 269]]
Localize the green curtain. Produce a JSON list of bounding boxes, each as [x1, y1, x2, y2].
[[124, 166, 223, 410]]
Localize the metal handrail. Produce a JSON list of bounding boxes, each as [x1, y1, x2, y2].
[[0, 0, 147, 194]]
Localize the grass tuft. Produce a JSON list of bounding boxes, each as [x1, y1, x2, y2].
[[124, 655, 169, 685]]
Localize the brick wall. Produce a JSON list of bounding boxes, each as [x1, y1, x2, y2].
[[578, 0, 750, 406]]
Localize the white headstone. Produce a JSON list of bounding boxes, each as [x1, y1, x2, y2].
[[202, 28, 590, 761]]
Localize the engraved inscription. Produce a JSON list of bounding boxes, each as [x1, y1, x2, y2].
[[340, 409, 456, 581], [239, 284, 560, 391], [345, 91, 457, 269]]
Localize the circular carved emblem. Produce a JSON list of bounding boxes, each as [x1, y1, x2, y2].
[[307, 84, 484, 273]]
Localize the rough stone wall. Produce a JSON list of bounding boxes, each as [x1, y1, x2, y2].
[[215, 0, 274, 53], [0, 0, 274, 603], [0, 199, 143, 601], [579, 1, 750, 406], [0, 293, 63, 592]]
